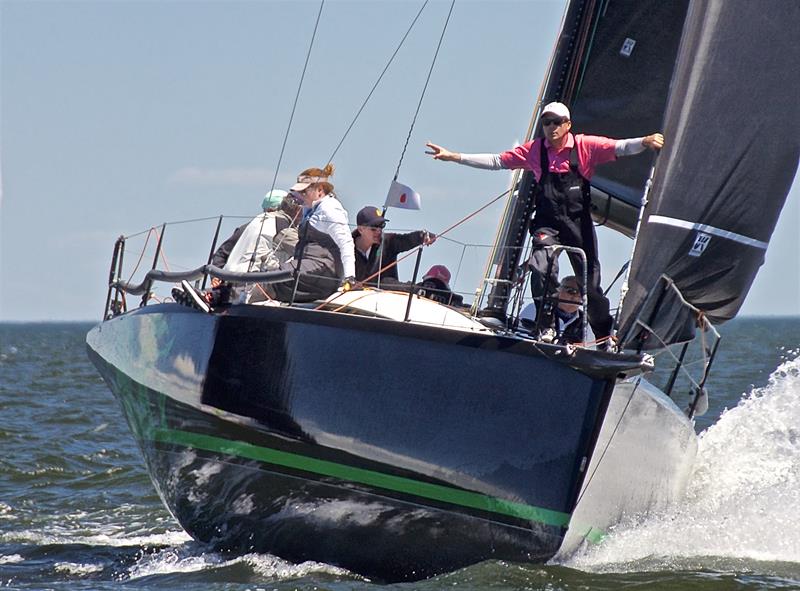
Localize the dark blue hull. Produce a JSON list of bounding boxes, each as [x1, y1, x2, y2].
[[87, 303, 637, 581]]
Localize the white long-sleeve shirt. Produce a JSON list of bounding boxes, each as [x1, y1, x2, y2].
[[307, 194, 356, 278]]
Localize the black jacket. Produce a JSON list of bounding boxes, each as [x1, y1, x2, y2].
[[353, 231, 425, 283], [555, 308, 585, 345], [211, 223, 247, 268]]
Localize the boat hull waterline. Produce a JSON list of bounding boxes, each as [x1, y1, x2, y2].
[[87, 302, 626, 580]]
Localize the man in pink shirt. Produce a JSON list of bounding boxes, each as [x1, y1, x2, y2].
[[426, 102, 662, 345]]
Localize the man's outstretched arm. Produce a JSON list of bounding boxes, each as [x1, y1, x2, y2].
[[426, 142, 504, 170]]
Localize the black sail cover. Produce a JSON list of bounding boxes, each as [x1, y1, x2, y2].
[[618, 0, 800, 350]]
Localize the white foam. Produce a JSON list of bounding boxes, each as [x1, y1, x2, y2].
[[125, 548, 352, 581], [0, 555, 23, 565], [243, 553, 352, 579], [1, 527, 190, 548], [565, 352, 800, 571], [54, 562, 105, 575]]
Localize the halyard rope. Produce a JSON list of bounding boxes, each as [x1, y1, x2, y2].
[[327, 0, 430, 164], [392, 0, 456, 182], [249, 0, 325, 273], [315, 188, 509, 310]]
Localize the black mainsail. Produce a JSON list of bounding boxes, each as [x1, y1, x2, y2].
[[617, 0, 800, 350]]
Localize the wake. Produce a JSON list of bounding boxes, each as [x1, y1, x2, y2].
[[566, 351, 800, 571]]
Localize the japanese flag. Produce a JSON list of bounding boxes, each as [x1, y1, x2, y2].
[[385, 180, 421, 210]]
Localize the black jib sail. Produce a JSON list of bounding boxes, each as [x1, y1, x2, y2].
[[618, 0, 800, 351], [562, 0, 689, 237]]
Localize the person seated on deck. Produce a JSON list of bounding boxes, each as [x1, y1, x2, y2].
[[218, 192, 301, 273], [252, 163, 356, 303], [352, 205, 436, 287], [519, 275, 585, 345], [207, 191, 301, 304], [415, 265, 463, 307], [211, 189, 289, 270]]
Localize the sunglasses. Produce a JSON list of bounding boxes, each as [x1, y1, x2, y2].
[[541, 117, 567, 127]]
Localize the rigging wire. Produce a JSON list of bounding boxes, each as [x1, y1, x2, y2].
[[326, 0, 430, 165], [126, 227, 157, 281], [124, 216, 222, 240], [247, 0, 325, 273], [636, 320, 702, 390], [267, 0, 325, 198], [392, 0, 456, 182], [451, 243, 468, 292], [316, 187, 509, 310], [573, 377, 640, 508]]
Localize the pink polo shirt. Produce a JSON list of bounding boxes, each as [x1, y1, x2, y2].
[[498, 133, 617, 181]]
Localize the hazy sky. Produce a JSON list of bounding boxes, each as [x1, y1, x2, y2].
[[1, 0, 798, 322]]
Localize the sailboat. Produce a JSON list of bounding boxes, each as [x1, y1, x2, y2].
[[86, 0, 799, 582]]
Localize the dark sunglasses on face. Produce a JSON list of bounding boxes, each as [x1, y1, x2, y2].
[[541, 117, 567, 127]]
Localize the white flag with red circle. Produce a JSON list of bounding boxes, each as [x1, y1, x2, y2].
[[385, 180, 421, 210]]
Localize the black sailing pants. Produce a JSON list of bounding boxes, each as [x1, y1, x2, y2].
[[528, 212, 613, 340]]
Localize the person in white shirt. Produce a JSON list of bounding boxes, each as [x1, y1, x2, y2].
[[257, 163, 356, 302]]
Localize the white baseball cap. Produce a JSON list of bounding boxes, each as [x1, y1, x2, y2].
[[290, 174, 329, 193], [541, 101, 571, 120]]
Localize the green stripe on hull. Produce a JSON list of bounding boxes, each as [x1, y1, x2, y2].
[[585, 527, 606, 544], [152, 428, 571, 528]]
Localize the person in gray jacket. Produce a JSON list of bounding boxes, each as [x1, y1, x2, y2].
[[255, 163, 356, 303]]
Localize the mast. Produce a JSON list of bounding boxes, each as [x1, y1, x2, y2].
[[480, 0, 601, 321]]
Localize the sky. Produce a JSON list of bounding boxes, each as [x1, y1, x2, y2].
[[1, 0, 798, 322]]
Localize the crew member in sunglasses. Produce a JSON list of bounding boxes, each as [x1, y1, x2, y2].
[[352, 205, 436, 286], [519, 276, 585, 345], [426, 101, 663, 348]]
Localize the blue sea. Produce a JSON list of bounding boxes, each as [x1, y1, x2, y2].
[[1, 318, 799, 590]]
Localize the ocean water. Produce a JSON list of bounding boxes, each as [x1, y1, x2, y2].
[[1, 318, 799, 590]]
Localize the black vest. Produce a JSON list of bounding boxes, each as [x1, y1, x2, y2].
[[296, 218, 343, 278], [535, 135, 592, 223]]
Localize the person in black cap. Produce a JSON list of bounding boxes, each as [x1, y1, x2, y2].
[[352, 205, 436, 285]]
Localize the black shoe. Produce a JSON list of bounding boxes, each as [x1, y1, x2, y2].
[[171, 287, 189, 306], [180, 280, 211, 313]]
